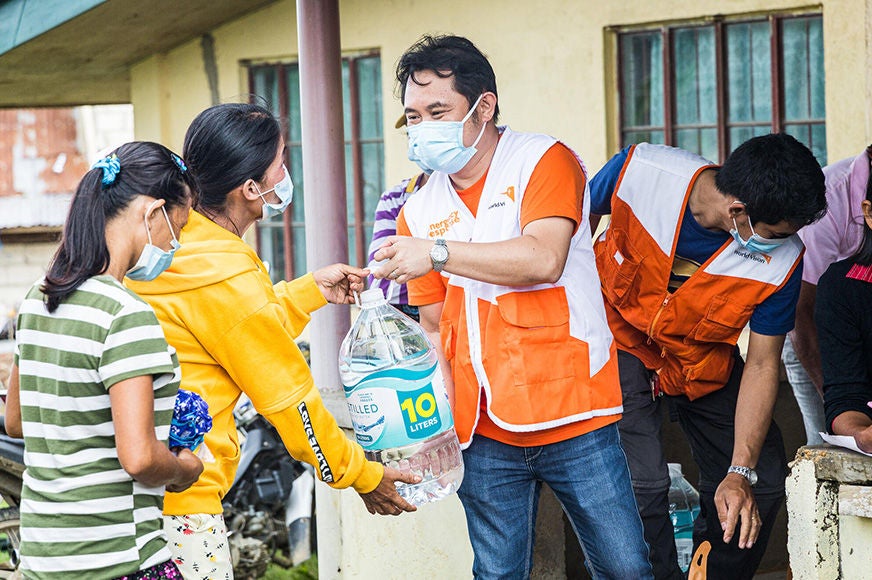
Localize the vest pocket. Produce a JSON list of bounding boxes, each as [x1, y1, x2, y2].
[[688, 296, 753, 344], [596, 228, 642, 307], [489, 287, 583, 388]]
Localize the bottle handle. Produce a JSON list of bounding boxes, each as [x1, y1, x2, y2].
[[688, 540, 711, 579]]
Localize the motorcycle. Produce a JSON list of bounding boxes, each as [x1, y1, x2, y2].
[[0, 414, 22, 579], [0, 393, 315, 579], [224, 395, 316, 578]]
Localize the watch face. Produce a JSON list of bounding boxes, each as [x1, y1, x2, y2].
[[430, 245, 449, 262]]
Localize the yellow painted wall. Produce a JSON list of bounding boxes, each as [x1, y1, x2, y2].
[[130, 0, 872, 184]]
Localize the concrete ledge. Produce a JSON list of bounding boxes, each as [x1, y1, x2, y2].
[[792, 446, 872, 485], [838, 485, 872, 518]]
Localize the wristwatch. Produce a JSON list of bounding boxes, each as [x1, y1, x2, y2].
[[727, 465, 758, 486], [429, 239, 449, 272]]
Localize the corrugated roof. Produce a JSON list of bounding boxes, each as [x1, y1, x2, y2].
[[0, 193, 70, 229]]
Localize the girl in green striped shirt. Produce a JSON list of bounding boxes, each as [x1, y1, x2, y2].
[[5, 142, 203, 580]]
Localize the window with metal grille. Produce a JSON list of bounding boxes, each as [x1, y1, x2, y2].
[[618, 13, 825, 164], [248, 53, 384, 282]]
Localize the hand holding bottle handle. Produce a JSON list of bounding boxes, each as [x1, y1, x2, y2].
[[312, 263, 369, 305], [358, 466, 421, 515]]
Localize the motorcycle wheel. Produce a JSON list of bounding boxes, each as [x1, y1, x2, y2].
[[0, 506, 20, 579]]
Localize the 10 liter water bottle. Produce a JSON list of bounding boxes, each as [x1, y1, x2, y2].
[[668, 462, 701, 573], [338, 288, 464, 505]]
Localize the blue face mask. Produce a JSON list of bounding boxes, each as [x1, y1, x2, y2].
[[406, 95, 486, 174], [408, 149, 435, 176], [127, 202, 180, 281], [256, 165, 294, 214], [730, 217, 787, 255]]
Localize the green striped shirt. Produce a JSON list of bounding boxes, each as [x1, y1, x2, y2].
[[14, 276, 179, 579]]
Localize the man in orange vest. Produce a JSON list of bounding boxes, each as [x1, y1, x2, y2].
[[373, 34, 652, 579], [590, 135, 826, 579]]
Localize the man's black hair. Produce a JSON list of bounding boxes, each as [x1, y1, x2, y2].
[[396, 34, 500, 123], [715, 133, 827, 228]]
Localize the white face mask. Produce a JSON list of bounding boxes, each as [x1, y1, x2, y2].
[[406, 94, 486, 174], [255, 165, 294, 214]]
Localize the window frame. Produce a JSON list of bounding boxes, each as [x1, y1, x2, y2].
[[246, 50, 382, 281], [615, 11, 824, 163]]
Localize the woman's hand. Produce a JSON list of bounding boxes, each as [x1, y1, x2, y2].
[[313, 263, 368, 304], [166, 448, 205, 493], [357, 466, 420, 515]]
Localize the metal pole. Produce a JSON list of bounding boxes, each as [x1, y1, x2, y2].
[[296, 0, 351, 422]]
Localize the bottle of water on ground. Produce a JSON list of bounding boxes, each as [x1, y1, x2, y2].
[[668, 462, 701, 573], [339, 288, 464, 506]]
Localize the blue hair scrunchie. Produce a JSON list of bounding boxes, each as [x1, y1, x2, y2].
[[92, 153, 121, 187], [170, 153, 187, 174], [169, 389, 213, 451]]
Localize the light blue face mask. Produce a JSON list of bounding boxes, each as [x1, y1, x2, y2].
[[256, 165, 294, 214], [406, 94, 486, 175], [408, 149, 435, 176], [127, 202, 180, 282], [730, 216, 787, 255]]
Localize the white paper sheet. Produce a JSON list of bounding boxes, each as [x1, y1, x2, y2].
[[820, 432, 872, 457]]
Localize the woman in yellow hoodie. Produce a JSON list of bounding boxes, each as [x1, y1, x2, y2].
[[127, 103, 417, 579]]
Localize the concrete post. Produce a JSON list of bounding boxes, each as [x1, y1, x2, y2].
[[786, 446, 872, 579], [785, 452, 840, 579], [295, 4, 474, 578], [295, 0, 351, 424]]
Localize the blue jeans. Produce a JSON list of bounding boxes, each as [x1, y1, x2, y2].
[[781, 335, 825, 445], [457, 424, 653, 580]]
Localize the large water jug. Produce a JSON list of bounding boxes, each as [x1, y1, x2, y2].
[[338, 288, 464, 505], [668, 462, 701, 573]]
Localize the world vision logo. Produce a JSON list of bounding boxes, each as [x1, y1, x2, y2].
[[733, 249, 772, 264], [488, 186, 516, 210], [428, 210, 461, 238], [501, 186, 515, 202]]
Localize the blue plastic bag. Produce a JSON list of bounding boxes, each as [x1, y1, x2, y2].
[[169, 389, 213, 452]]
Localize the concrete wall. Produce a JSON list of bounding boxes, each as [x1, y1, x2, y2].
[[0, 241, 56, 309], [786, 446, 872, 579], [130, 0, 872, 178]]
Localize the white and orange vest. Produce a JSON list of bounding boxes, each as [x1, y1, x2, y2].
[[402, 128, 623, 447], [594, 143, 804, 400]]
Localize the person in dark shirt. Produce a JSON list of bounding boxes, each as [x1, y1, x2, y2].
[[816, 179, 872, 452]]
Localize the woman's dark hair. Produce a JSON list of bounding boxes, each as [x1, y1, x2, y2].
[[42, 141, 194, 312], [182, 103, 282, 217], [851, 145, 872, 265], [715, 133, 827, 228], [396, 34, 500, 124]]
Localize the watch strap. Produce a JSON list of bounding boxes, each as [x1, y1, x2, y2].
[[727, 465, 755, 485], [430, 239, 448, 272]]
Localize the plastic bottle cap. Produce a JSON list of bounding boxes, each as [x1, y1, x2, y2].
[[667, 463, 682, 474], [360, 288, 386, 305]]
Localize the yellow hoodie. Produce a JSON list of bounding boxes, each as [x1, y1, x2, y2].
[[127, 210, 383, 515]]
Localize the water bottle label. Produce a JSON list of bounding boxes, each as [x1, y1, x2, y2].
[[398, 383, 443, 439], [344, 362, 454, 450]]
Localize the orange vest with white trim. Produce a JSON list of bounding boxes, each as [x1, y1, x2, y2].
[[594, 143, 804, 400], [402, 128, 623, 447]]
